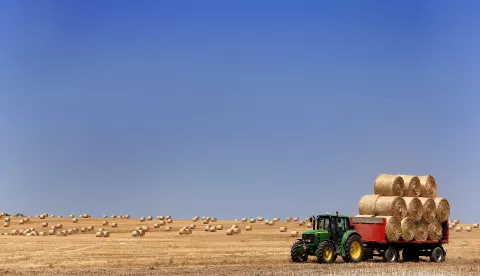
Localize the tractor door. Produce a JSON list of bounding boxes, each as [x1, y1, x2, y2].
[[336, 217, 348, 244]]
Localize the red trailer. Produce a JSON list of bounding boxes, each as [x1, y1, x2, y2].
[[349, 216, 448, 262]]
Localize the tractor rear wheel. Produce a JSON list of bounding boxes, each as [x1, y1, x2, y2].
[[290, 241, 308, 262], [315, 241, 336, 263], [430, 246, 445, 262], [383, 246, 399, 262], [342, 235, 364, 263]]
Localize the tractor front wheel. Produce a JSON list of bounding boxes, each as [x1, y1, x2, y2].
[[342, 235, 364, 263], [315, 241, 337, 263], [290, 241, 308, 262]]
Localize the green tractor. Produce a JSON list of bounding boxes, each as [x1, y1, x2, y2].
[[290, 211, 365, 263]]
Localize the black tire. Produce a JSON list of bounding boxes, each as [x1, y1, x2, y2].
[[342, 235, 364, 263], [383, 246, 399, 262], [315, 241, 337, 263], [290, 241, 308, 262], [430, 246, 445, 262]]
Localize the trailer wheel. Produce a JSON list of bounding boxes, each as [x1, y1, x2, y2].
[[430, 247, 445, 263], [383, 246, 399, 262], [342, 235, 364, 263]]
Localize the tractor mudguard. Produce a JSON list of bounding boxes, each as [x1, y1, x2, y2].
[[339, 230, 361, 256]]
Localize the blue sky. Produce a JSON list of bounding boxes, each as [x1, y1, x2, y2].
[[0, 0, 479, 222]]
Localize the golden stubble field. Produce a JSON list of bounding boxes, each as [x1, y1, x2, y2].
[[0, 216, 479, 275]]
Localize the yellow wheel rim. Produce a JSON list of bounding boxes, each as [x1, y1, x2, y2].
[[324, 247, 333, 261], [350, 241, 361, 259]]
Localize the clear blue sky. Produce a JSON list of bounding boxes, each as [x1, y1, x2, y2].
[[1, 1, 479, 222]]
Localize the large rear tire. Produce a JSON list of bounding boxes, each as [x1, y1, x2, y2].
[[290, 241, 308, 262], [342, 235, 364, 263], [315, 241, 337, 263]]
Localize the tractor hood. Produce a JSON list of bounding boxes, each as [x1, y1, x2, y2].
[[302, 229, 328, 235]]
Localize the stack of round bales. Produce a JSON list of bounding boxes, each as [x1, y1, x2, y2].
[[357, 173, 449, 242]]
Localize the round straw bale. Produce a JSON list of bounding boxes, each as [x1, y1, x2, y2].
[[419, 197, 436, 223], [280, 227, 287, 232], [453, 219, 459, 224], [147, 216, 153, 220], [415, 219, 429, 241], [455, 226, 462, 232], [111, 215, 116, 218], [403, 197, 423, 222], [167, 219, 173, 223], [233, 228, 241, 234], [428, 221, 442, 240], [250, 219, 256, 223], [39, 231, 46, 236], [226, 229, 233, 235], [473, 224, 479, 228], [24, 217, 30, 222], [264, 220, 269, 225], [299, 221, 305, 226], [102, 231, 110, 237], [399, 175, 421, 197], [433, 197, 450, 222], [3, 222, 9, 227], [72, 218, 78, 223], [204, 225, 210, 231], [140, 217, 145, 222], [216, 225, 223, 230], [375, 196, 407, 219], [96, 231, 104, 237], [67, 229, 74, 235], [376, 216, 402, 241], [358, 195, 380, 215], [202, 220, 209, 224], [400, 217, 416, 241], [4, 217, 10, 222], [245, 225, 252, 231], [374, 174, 405, 196], [159, 221, 166, 226], [19, 219, 24, 224], [465, 227, 472, 232], [87, 225, 94, 231], [111, 223, 118, 228], [141, 225, 150, 232], [80, 227, 86, 232], [211, 218, 217, 222], [286, 217, 292, 222], [132, 230, 139, 237], [158, 216, 165, 220], [48, 229, 55, 235], [102, 221, 108, 226], [290, 231, 299, 237], [209, 226, 216, 232], [102, 215, 107, 218], [164, 227, 172, 231], [293, 217, 298, 222], [268, 221, 274, 226], [56, 224, 63, 229], [307, 223, 312, 228], [418, 175, 437, 198], [190, 224, 196, 229], [241, 218, 247, 222], [153, 223, 160, 228]]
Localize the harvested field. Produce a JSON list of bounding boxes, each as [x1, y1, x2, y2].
[[0, 217, 479, 275]]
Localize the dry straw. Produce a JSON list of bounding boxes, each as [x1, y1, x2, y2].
[[419, 197, 436, 223], [399, 175, 421, 197], [376, 216, 401, 241], [403, 197, 423, 222], [433, 197, 450, 222], [428, 221, 443, 240], [375, 196, 408, 219], [374, 174, 405, 196], [358, 195, 380, 215], [455, 226, 462, 232], [418, 175, 437, 198], [415, 219, 429, 241], [400, 217, 416, 241]]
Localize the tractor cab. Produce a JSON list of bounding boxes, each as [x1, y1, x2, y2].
[[290, 211, 364, 264]]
